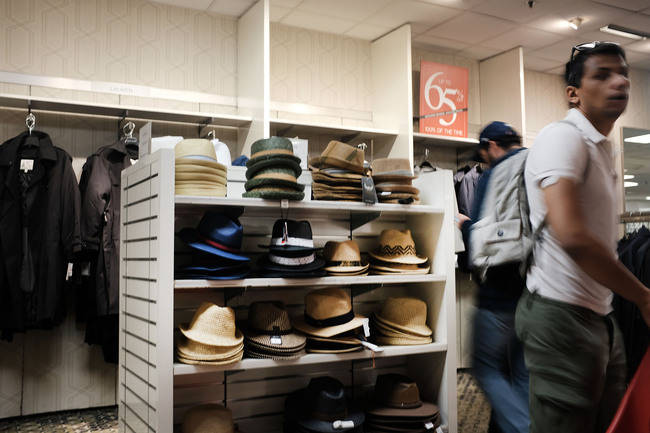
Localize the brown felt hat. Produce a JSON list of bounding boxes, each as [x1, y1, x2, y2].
[[371, 158, 416, 182], [374, 297, 432, 337], [311, 140, 365, 174], [292, 287, 366, 338], [322, 240, 369, 274], [367, 374, 440, 419], [368, 229, 428, 265]]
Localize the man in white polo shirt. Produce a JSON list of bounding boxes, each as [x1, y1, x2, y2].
[[516, 41, 650, 433]]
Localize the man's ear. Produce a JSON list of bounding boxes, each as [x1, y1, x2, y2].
[[566, 86, 580, 106]]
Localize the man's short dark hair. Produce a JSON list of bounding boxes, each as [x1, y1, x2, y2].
[[564, 42, 627, 87], [495, 135, 521, 149]]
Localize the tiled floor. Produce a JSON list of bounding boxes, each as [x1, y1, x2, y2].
[[0, 370, 490, 433]]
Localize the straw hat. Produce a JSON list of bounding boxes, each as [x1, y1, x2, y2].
[[182, 403, 240, 433], [322, 240, 369, 275], [175, 138, 227, 172], [374, 297, 432, 337], [368, 229, 428, 265], [179, 302, 244, 347], [291, 288, 366, 338], [176, 335, 245, 361], [243, 301, 306, 351], [310, 140, 365, 174]]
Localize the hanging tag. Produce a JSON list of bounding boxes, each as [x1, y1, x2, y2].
[[361, 176, 378, 204], [281, 199, 289, 209], [20, 159, 34, 172], [362, 318, 370, 337], [435, 426, 444, 433], [424, 421, 435, 430], [65, 263, 74, 281], [270, 335, 282, 345], [282, 221, 289, 244], [332, 420, 355, 430]]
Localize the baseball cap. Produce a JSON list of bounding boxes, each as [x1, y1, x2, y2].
[[470, 121, 520, 163]]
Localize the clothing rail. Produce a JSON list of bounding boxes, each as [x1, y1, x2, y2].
[[620, 211, 650, 224]]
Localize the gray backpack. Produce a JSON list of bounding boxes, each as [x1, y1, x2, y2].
[[469, 149, 542, 282]]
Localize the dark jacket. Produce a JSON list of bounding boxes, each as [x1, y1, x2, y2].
[[0, 131, 81, 340], [461, 147, 527, 311], [78, 139, 137, 317]]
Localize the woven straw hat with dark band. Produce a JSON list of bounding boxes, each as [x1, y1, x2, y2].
[[243, 301, 306, 353], [292, 288, 366, 338]]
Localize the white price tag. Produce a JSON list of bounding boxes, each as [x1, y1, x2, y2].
[[270, 335, 282, 345], [20, 159, 34, 172]]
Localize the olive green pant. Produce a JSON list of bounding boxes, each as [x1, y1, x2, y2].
[[515, 289, 626, 433]]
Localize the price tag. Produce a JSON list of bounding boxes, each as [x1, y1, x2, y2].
[[20, 159, 34, 172]]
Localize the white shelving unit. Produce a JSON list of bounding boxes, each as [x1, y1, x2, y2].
[[118, 148, 457, 433]]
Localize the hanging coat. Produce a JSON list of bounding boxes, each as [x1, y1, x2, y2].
[[0, 131, 81, 340]]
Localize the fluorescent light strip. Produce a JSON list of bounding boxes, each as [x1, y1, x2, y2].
[[600, 24, 649, 40], [625, 134, 650, 144]]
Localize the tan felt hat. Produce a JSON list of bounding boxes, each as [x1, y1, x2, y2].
[[179, 302, 244, 347], [368, 229, 428, 265], [291, 287, 366, 338], [374, 297, 433, 337], [182, 403, 240, 433], [311, 140, 365, 174], [371, 158, 416, 182]]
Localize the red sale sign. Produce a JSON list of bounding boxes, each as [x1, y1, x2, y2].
[[419, 61, 468, 138]]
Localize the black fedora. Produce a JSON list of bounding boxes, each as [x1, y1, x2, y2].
[[284, 376, 364, 433]]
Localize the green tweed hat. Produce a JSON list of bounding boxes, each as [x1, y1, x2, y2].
[[245, 161, 302, 180], [242, 187, 305, 200], [246, 137, 301, 167]]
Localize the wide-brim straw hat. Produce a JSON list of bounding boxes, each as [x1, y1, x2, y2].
[[176, 337, 245, 361], [182, 403, 241, 433], [179, 302, 244, 347], [243, 301, 306, 350], [306, 335, 363, 354], [368, 229, 428, 265], [247, 137, 301, 166], [175, 138, 227, 170], [310, 140, 365, 174], [322, 240, 368, 274], [176, 171, 227, 185], [374, 297, 432, 337], [371, 158, 417, 182], [177, 350, 244, 365], [291, 288, 366, 338], [176, 185, 227, 197], [175, 162, 227, 177], [369, 262, 430, 275]]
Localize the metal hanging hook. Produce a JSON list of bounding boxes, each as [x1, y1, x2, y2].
[[123, 121, 136, 138], [26, 113, 36, 135]]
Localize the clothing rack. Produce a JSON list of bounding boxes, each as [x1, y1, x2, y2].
[[620, 211, 650, 224]]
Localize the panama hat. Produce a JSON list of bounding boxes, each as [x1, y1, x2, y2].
[[368, 229, 428, 265], [182, 403, 243, 433], [322, 240, 369, 275], [371, 158, 416, 182], [366, 374, 440, 419], [179, 302, 244, 347], [292, 288, 366, 338], [243, 301, 306, 351], [284, 376, 365, 433], [175, 163, 227, 178], [309, 140, 365, 175], [374, 297, 433, 337], [175, 171, 227, 184], [178, 212, 249, 262], [175, 138, 227, 171], [176, 336, 244, 361]]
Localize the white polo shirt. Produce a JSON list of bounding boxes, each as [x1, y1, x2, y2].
[[524, 108, 619, 315]]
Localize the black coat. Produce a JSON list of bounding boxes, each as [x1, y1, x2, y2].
[[0, 131, 81, 340]]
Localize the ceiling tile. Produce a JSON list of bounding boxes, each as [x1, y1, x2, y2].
[[208, 0, 256, 16], [365, 0, 462, 29], [482, 26, 566, 52], [344, 22, 395, 40], [294, 0, 393, 22], [590, 0, 650, 12], [412, 35, 471, 53], [471, 0, 567, 23], [278, 10, 357, 34], [423, 11, 519, 44], [455, 44, 503, 61]]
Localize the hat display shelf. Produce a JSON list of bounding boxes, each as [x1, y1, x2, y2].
[[119, 146, 457, 433]]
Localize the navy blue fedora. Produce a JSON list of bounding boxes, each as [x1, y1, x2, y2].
[[178, 212, 250, 262]]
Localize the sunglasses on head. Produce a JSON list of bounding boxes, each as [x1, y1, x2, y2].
[[570, 41, 620, 61]]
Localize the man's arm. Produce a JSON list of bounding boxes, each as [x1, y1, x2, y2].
[[544, 177, 650, 325]]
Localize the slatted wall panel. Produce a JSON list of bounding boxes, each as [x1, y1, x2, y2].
[[119, 150, 176, 433]]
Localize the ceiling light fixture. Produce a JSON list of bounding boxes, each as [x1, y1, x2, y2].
[[625, 133, 650, 144], [600, 24, 650, 40], [625, 181, 639, 188], [568, 17, 582, 30]]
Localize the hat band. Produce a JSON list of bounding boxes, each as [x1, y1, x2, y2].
[[269, 253, 315, 266], [309, 409, 350, 423], [270, 236, 314, 248], [196, 232, 242, 254], [251, 148, 294, 159], [380, 399, 423, 409], [304, 309, 355, 328], [250, 324, 293, 335], [326, 260, 363, 267], [377, 244, 417, 257]]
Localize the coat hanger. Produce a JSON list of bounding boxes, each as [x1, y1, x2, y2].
[[418, 147, 435, 169], [122, 121, 138, 146], [23, 112, 40, 147]]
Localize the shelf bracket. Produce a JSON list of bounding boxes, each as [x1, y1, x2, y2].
[[350, 211, 381, 232], [341, 132, 361, 143], [275, 125, 294, 137], [351, 283, 383, 298], [224, 286, 246, 303]]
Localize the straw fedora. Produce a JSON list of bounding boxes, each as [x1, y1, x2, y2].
[[179, 302, 244, 347], [322, 240, 369, 275], [175, 138, 227, 171], [311, 140, 365, 174], [284, 376, 365, 433], [182, 403, 242, 433], [368, 229, 428, 265], [176, 335, 244, 361], [178, 212, 250, 262], [366, 374, 440, 419], [243, 301, 306, 351], [374, 297, 432, 337], [291, 288, 366, 338]]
